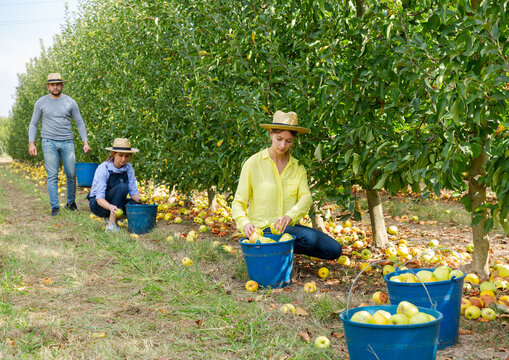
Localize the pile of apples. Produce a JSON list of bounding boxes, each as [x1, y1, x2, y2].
[[241, 227, 293, 244], [350, 301, 436, 325], [387, 266, 464, 283]]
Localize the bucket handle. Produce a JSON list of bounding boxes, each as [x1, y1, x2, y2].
[[403, 247, 467, 277], [345, 259, 437, 320]]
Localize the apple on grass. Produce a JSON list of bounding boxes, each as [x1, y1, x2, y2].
[[460, 298, 471, 315], [360, 248, 372, 260], [304, 282, 317, 293], [280, 304, 296, 315], [387, 225, 398, 235], [181, 257, 193, 267], [481, 308, 497, 321], [337, 255, 350, 266], [314, 336, 330, 349], [372, 291, 388, 305], [317, 267, 329, 279], [383, 264, 396, 276], [245, 280, 259, 292], [464, 305, 481, 320]]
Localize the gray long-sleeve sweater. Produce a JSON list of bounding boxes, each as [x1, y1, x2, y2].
[[28, 94, 88, 143]]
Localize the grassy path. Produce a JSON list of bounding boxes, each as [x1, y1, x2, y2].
[[0, 164, 342, 360]]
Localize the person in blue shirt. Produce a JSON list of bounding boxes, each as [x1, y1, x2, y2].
[[88, 138, 144, 232]]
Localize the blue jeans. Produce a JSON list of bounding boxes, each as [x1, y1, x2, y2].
[[265, 224, 342, 260], [41, 138, 76, 209]]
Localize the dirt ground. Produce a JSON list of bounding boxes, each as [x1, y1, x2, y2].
[[1, 159, 508, 360]]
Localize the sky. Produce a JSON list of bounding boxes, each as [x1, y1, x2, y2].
[[0, 0, 79, 118]]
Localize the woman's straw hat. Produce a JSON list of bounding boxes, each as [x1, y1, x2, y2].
[[105, 138, 139, 153], [260, 110, 310, 134], [45, 73, 66, 84]]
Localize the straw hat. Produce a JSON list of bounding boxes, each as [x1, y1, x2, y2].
[[45, 73, 66, 84], [105, 138, 139, 153], [260, 110, 310, 134]]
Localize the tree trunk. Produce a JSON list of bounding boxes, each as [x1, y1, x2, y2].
[[207, 187, 218, 211], [311, 203, 326, 232], [366, 189, 389, 248], [464, 141, 490, 279]]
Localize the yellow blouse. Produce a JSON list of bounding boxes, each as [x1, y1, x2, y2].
[[232, 148, 313, 233]]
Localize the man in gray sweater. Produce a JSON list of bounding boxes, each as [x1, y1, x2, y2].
[[28, 73, 91, 216]]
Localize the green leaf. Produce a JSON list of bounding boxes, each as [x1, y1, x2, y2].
[[373, 172, 389, 190], [352, 153, 361, 176]]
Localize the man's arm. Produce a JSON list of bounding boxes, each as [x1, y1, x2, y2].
[[28, 100, 43, 156], [70, 99, 91, 153]]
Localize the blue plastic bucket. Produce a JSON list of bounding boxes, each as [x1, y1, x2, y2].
[[76, 162, 99, 187], [125, 204, 158, 234], [240, 233, 295, 288], [385, 268, 465, 349], [340, 305, 442, 360]]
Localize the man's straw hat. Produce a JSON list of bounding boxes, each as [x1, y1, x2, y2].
[[45, 73, 66, 84], [260, 110, 310, 134], [105, 138, 139, 153]]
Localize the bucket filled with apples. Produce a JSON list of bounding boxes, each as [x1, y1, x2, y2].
[[384, 264, 465, 350], [340, 300, 442, 360], [240, 227, 295, 288]]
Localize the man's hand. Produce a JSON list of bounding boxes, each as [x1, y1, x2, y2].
[[83, 142, 91, 153], [28, 142, 37, 156]]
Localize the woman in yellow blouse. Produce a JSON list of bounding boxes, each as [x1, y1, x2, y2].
[[232, 110, 342, 260]]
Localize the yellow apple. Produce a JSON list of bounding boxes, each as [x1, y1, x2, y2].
[[318, 267, 330, 279], [460, 298, 471, 315], [245, 280, 259, 292], [409, 312, 432, 324], [314, 336, 330, 349], [181, 257, 193, 267], [337, 255, 350, 266], [388, 313, 409, 325], [280, 303, 296, 315], [115, 209, 124, 219], [361, 249, 372, 260], [464, 305, 481, 320], [387, 225, 398, 235], [279, 233, 294, 242], [174, 216, 183, 224], [372, 291, 388, 305], [303, 282, 317, 293], [270, 223, 282, 235], [397, 301, 419, 318], [464, 273, 479, 284], [383, 264, 396, 276], [350, 310, 373, 323], [481, 308, 497, 321]]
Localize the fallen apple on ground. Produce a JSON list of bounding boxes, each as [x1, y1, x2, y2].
[[303, 282, 317, 293], [314, 336, 330, 349], [181, 257, 193, 267], [387, 225, 398, 235], [360, 248, 372, 260], [245, 280, 259, 292], [481, 308, 497, 321], [372, 291, 388, 305], [280, 303, 296, 315], [318, 267, 329, 279], [464, 305, 481, 320]]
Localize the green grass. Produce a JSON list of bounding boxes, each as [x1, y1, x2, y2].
[[0, 166, 343, 359]]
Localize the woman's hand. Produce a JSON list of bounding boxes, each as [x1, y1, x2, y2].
[[244, 223, 256, 238], [273, 215, 292, 234], [109, 204, 119, 215]]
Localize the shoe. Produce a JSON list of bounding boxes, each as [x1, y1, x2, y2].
[[105, 223, 120, 232], [65, 202, 78, 211], [51, 207, 60, 216]]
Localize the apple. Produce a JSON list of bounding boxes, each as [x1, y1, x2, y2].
[[130, 233, 139, 240], [420, 251, 434, 262], [372, 291, 388, 305], [249, 227, 264, 242], [360, 249, 372, 260], [342, 219, 352, 228], [115, 208, 124, 219], [352, 240, 364, 249], [498, 265, 509, 278], [140, 194, 149, 202], [397, 246, 409, 257], [280, 303, 296, 315], [387, 225, 398, 235], [448, 269, 464, 280], [432, 266, 451, 282], [389, 313, 409, 325], [174, 216, 183, 224], [480, 281, 497, 294], [279, 233, 294, 242], [337, 255, 350, 266], [464, 305, 481, 320], [480, 289, 495, 299], [383, 265, 396, 276], [499, 295, 509, 306], [460, 298, 471, 315], [410, 215, 419, 221], [181, 257, 193, 267], [390, 275, 401, 282], [370, 310, 391, 325], [270, 223, 282, 235], [397, 301, 419, 318], [350, 310, 373, 323], [428, 239, 440, 248], [385, 247, 397, 257], [318, 267, 330, 279], [303, 282, 317, 293], [466, 243, 474, 253], [245, 280, 259, 292], [186, 230, 197, 242], [481, 308, 497, 321], [415, 270, 433, 283], [199, 225, 208, 233], [360, 263, 372, 272], [409, 312, 432, 324], [314, 336, 330, 349], [464, 273, 479, 284], [469, 297, 484, 309]]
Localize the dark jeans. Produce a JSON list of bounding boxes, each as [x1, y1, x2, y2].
[[264, 224, 342, 260], [89, 182, 136, 218]]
